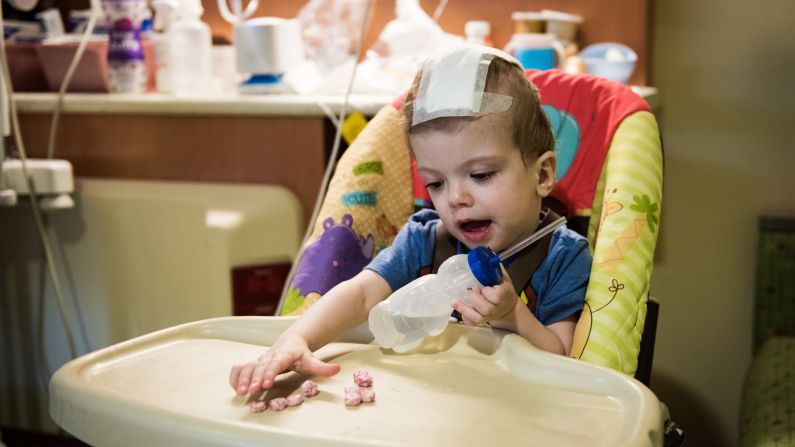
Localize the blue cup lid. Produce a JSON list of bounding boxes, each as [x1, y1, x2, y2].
[[467, 246, 503, 286]]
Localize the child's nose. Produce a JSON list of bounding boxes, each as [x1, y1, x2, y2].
[[448, 183, 473, 208]]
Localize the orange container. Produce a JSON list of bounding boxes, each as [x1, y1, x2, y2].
[[35, 36, 156, 93], [36, 39, 111, 92], [6, 42, 49, 91]]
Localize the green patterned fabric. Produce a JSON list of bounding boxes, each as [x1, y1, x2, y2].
[[571, 111, 663, 376], [754, 219, 795, 351], [740, 336, 795, 447]]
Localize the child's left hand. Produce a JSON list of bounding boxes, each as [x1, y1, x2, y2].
[[452, 266, 519, 327]]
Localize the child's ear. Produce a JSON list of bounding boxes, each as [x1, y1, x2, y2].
[[535, 151, 556, 197]]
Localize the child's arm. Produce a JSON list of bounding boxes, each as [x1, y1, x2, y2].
[[229, 270, 391, 396], [451, 268, 576, 356]]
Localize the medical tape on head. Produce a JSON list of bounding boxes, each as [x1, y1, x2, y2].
[[412, 44, 522, 127]]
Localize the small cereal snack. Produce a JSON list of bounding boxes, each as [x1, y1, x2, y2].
[[286, 393, 305, 407], [353, 370, 373, 387], [249, 401, 267, 413], [301, 379, 319, 397], [267, 397, 288, 411], [344, 386, 362, 407], [359, 387, 376, 403]]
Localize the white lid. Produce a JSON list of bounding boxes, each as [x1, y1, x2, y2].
[[152, 0, 178, 30], [511, 11, 544, 21], [540, 9, 584, 23], [464, 20, 490, 38], [179, 0, 203, 19]]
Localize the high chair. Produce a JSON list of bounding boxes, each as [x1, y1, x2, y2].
[[278, 69, 664, 383], [48, 70, 670, 447]]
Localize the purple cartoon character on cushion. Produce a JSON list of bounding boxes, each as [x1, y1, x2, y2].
[[284, 214, 375, 315]]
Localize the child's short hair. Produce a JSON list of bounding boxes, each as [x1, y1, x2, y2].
[[401, 56, 555, 164]]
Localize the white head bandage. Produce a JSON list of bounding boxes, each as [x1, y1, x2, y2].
[[412, 44, 522, 127]]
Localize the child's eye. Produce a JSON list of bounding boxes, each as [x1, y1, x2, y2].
[[471, 172, 495, 182], [425, 181, 443, 190]]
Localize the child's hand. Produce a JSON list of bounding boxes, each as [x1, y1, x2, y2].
[[228, 334, 341, 396], [452, 266, 519, 327]]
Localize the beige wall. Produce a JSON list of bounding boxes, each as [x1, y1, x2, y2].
[[649, 1, 795, 445]]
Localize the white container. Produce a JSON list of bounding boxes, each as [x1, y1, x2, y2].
[[464, 20, 491, 46], [368, 247, 502, 352], [540, 10, 583, 44], [103, 0, 147, 93], [151, 0, 178, 93], [580, 42, 638, 85], [169, 0, 212, 95], [233, 17, 305, 94]]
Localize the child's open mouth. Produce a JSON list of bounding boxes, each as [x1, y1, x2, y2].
[[459, 219, 491, 243]]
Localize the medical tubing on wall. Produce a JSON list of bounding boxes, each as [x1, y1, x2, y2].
[[0, 11, 79, 361], [277, 0, 373, 314], [46, 0, 103, 159]]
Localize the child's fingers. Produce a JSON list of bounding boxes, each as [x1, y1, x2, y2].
[[466, 288, 496, 316], [453, 300, 485, 326], [229, 364, 244, 391], [478, 284, 500, 304], [500, 265, 514, 286], [247, 363, 271, 394], [297, 355, 341, 377], [235, 362, 257, 395], [260, 351, 298, 389]]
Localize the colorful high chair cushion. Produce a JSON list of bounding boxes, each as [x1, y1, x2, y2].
[[571, 109, 662, 374], [280, 106, 415, 315], [279, 70, 663, 378]]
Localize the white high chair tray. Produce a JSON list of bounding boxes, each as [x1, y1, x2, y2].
[[50, 317, 662, 447]]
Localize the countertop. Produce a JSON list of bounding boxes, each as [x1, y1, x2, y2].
[[13, 87, 659, 117]]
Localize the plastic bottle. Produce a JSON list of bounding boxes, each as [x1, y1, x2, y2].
[[464, 20, 492, 47], [103, 0, 147, 93], [150, 0, 178, 93], [169, 0, 212, 95], [368, 247, 503, 353]]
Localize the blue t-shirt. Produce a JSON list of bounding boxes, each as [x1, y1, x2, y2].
[[366, 209, 591, 325]]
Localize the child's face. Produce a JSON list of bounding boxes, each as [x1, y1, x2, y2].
[[411, 115, 555, 252]]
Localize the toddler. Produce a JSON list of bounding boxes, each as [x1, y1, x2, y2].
[[230, 44, 591, 397]]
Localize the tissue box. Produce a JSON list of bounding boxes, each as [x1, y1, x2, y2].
[[33, 36, 155, 93], [6, 42, 49, 91], [36, 37, 111, 92]]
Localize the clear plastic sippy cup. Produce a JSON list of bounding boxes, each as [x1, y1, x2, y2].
[[368, 247, 503, 353]]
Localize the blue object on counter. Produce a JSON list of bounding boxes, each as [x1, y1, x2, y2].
[[515, 47, 556, 70]]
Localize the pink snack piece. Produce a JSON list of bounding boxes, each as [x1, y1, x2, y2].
[[352, 370, 373, 387], [267, 397, 288, 411], [286, 393, 305, 407], [249, 401, 267, 413], [344, 386, 362, 406], [301, 379, 319, 397], [359, 387, 376, 403]]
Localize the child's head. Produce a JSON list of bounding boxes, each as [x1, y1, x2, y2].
[[401, 45, 556, 251]]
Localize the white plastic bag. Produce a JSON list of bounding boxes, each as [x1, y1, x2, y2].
[[296, 0, 369, 72], [353, 0, 462, 95]]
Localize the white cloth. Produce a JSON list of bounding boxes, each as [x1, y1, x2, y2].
[[412, 44, 521, 126]]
